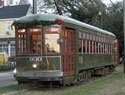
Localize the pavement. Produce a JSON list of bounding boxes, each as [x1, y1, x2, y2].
[[0, 71, 17, 87]]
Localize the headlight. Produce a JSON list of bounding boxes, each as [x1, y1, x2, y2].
[[13, 68, 17, 74], [32, 64, 37, 69]]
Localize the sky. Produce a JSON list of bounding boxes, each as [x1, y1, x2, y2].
[[13, 0, 122, 6], [102, 0, 122, 5], [13, 0, 123, 6]]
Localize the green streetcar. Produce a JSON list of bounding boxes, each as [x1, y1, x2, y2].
[[13, 14, 119, 85]]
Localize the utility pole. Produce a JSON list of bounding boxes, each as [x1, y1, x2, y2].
[[33, 0, 37, 14], [123, 0, 125, 73]]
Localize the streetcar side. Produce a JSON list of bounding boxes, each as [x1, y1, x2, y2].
[[75, 28, 117, 81], [60, 17, 118, 82], [13, 14, 119, 85]]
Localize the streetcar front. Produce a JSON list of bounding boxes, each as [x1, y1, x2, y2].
[[14, 23, 63, 83]]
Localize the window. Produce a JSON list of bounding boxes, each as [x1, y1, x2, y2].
[[93, 41, 96, 53], [83, 40, 86, 53], [99, 43, 102, 54], [83, 32, 86, 39], [17, 29, 25, 33], [93, 35, 95, 41], [78, 39, 82, 53], [95, 42, 98, 54], [79, 32, 82, 38], [92, 41, 94, 54], [77, 30, 114, 55], [96, 36, 98, 41], [16, 28, 42, 55], [88, 40, 91, 53], [29, 35, 42, 54], [90, 35, 92, 41], [87, 34, 89, 40], [11, 43, 15, 56], [44, 25, 61, 54], [45, 34, 60, 53], [111, 44, 113, 54], [0, 43, 8, 53], [17, 34, 27, 55]]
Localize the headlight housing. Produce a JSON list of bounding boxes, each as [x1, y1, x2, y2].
[[32, 64, 37, 69], [13, 68, 17, 74]]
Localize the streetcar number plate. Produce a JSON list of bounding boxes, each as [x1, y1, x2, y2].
[[29, 57, 42, 62]]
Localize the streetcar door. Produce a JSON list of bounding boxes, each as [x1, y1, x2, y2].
[[63, 28, 75, 77]]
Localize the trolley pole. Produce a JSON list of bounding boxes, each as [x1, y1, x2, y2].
[[123, 0, 125, 73], [33, 0, 37, 14]]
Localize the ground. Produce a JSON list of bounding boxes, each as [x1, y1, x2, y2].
[[97, 64, 125, 95], [98, 80, 125, 95], [1, 64, 125, 95]]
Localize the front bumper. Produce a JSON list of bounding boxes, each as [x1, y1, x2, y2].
[[15, 70, 63, 82]]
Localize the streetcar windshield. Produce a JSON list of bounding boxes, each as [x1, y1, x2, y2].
[[16, 25, 61, 55], [44, 25, 61, 54], [45, 34, 60, 53], [29, 35, 42, 54], [16, 27, 42, 55]]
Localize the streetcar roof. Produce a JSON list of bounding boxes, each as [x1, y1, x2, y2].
[[15, 14, 115, 37]]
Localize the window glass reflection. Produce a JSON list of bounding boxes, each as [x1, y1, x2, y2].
[[29, 35, 42, 54], [45, 34, 60, 53]]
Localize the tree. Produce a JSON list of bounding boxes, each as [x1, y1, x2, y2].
[[6, 0, 13, 6], [36, 0, 123, 56], [103, 1, 123, 55], [37, 0, 106, 26]]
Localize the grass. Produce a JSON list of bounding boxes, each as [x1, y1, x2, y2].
[[1, 65, 125, 95], [58, 70, 125, 95], [0, 84, 29, 95], [0, 65, 15, 71]]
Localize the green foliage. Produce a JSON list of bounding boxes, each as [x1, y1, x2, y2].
[[37, 0, 105, 25], [0, 84, 28, 95], [0, 66, 124, 95], [14, 19, 58, 29], [0, 64, 15, 71], [103, 2, 123, 55], [37, 0, 123, 56]]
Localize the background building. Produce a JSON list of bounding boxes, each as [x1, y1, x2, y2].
[[0, 4, 30, 59], [0, 0, 4, 7], [19, 0, 30, 5]]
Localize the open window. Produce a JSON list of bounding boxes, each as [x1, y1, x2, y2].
[[16, 25, 61, 55], [29, 35, 42, 54], [16, 27, 42, 55], [44, 25, 61, 54], [45, 34, 60, 53]]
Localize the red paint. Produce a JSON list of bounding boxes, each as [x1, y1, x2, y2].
[[57, 18, 62, 25], [63, 28, 75, 77]]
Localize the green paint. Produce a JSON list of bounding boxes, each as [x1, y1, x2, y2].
[[16, 56, 61, 71]]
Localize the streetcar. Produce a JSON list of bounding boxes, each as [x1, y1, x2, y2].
[[13, 14, 119, 85]]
